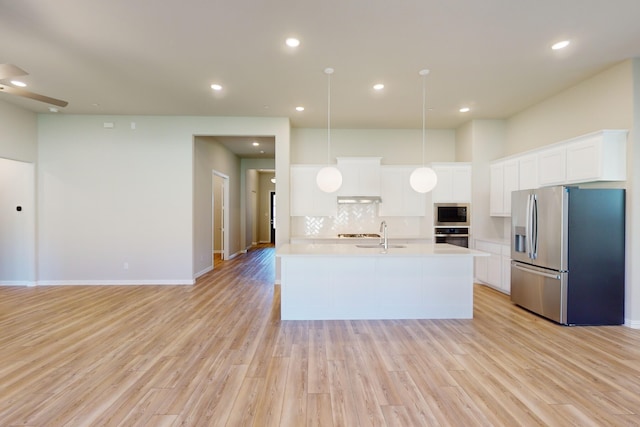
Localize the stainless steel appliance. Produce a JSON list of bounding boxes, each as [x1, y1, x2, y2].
[[434, 203, 470, 226], [434, 227, 469, 248], [510, 186, 625, 325]]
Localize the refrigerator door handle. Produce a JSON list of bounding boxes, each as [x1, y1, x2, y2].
[[512, 263, 561, 280], [531, 194, 538, 259], [526, 194, 532, 258]]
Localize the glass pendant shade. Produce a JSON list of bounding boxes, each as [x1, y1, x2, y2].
[[316, 166, 343, 193], [410, 166, 438, 193]]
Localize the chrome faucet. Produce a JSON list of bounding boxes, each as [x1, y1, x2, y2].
[[379, 220, 388, 250]]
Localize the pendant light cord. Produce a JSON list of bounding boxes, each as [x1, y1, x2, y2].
[[325, 68, 333, 165], [420, 69, 429, 166]]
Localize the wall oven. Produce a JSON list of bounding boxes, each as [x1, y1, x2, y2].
[[434, 227, 469, 248], [434, 203, 470, 227]]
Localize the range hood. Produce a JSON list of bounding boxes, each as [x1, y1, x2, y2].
[[337, 196, 382, 204]]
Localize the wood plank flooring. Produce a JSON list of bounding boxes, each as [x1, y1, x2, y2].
[[2, 244, 640, 426]]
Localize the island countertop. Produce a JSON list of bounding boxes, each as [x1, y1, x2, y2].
[[277, 242, 489, 258]]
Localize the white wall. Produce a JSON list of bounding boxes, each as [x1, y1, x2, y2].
[[193, 137, 241, 276], [291, 128, 456, 164], [459, 120, 507, 242], [241, 158, 276, 250], [36, 114, 289, 284], [0, 101, 38, 285], [506, 61, 633, 154], [0, 101, 38, 162]]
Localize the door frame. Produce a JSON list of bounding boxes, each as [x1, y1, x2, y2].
[[212, 170, 230, 263]]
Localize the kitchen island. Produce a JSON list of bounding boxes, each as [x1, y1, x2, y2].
[[276, 243, 488, 320]]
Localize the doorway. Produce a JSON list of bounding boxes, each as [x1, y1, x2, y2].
[[212, 171, 230, 266], [270, 191, 276, 244]]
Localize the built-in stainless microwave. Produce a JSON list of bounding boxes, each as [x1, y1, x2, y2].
[[434, 203, 470, 226]]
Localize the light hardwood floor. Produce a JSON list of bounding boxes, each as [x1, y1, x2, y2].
[[2, 244, 640, 426]]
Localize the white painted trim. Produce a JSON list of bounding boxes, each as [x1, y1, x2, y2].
[[624, 319, 640, 329], [194, 265, 213, 279], [37, 280, 195, 286], [0, 281, 36, 286], [227, 250, 242, 260]]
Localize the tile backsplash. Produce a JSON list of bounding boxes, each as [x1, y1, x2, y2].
[[291, 204, 432, 238]]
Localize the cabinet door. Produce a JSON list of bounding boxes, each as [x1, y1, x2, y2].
[[379, 167, 425, 216], [538, 146, 566, 186], [432, 166, 453, 202], [503, 160, 518, 216], [518, 154, 538, 190], [490, 161, 517, 217], [337, 158, 381, 196], [452, 167, 471, 202], [432, 165, 471, 203], [489, 163, 505, 216], [290, 166, 338, 216], [501, 254, 511, 294], [566, 137, 601, 182], [475, 256, 488, 284], [487, 253, 502, 287]]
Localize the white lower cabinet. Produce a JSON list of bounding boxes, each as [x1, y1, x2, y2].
[[474, 239, 510, 294]]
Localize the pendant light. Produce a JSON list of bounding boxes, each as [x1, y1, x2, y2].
[[410, 69, 438, 193], [316, 67, 343, 193]]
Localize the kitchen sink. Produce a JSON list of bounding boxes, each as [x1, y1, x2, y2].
[[355, 244, 407, 249]]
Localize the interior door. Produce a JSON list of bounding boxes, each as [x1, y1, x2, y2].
[[0, 158, 36, 285]]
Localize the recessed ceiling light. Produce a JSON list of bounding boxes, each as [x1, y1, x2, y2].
[[552, 40, 570, 50], [210, 84, 223, 91], [252, 142, 259, 146], [11, 80, 26, 87], [296, 106, 305, 112], [373, 83, 384, 91], [285, 38, 300, 47], [48, 107, 59, 113], [459, 107, 470, 113]]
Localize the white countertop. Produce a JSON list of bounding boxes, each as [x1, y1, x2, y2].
[[277, 243, 489, 258]]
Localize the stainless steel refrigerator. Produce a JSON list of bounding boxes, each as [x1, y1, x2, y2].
[[510, 186, 625, 325]]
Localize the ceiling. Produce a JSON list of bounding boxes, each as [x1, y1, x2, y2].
[[1, 0, 640, 132]]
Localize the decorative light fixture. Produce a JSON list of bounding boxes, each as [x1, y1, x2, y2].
[[316, 67, 343, 193], [552, 40, 570, 50], [410, 69, 438, 193], [270, 177, 276, 184], [285, 37, 300, 48]]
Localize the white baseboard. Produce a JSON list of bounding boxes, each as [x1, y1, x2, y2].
[[37, 279, 195, 286], [624, 318, 640, 329], [194, 265, 214, 279], [0, 281, 36, 287]]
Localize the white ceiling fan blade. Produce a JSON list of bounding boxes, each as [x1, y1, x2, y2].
[[0, 64, 28, 80], [0, 84, 69, 107]]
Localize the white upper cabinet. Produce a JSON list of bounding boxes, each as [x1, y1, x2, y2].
[[490, 160, 518, 217], [538, 146, 567, 186], [518, 154, 539, 190], [290, 165, 338, 217], [337, 157, 381, 196], [431, 163, 472, 203], [565, 131, 627, 183], [538, 129, 627, 186], [378, 166, 426, 216], [490, 129, 627, 217]]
